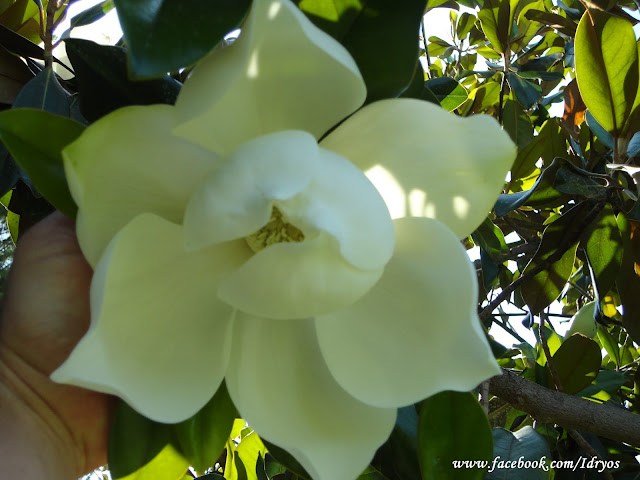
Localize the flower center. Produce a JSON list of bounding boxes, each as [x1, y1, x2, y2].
[[245, 207, 305, 253]]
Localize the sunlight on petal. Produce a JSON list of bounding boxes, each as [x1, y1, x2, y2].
[[365, 165, 406, 218], [321, 98, 516, 239]]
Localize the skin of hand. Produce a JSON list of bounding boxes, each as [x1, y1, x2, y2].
[[0, 211, 115, 478]]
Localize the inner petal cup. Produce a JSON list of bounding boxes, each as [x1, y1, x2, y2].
[[184, 130, 393, 319]]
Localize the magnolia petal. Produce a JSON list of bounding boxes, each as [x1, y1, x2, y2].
[[281, 146, 394, 270], [173, 0, 366, 154], [52, 214, 251, 423], [219, 233, 382, 320], [63, 105, 217, 267], [184, 130, 394, 270], [183, 130, 317, 251], [315, 216, 501, 408], [320, 98, 516, 239], [226, 314, 396, 480]]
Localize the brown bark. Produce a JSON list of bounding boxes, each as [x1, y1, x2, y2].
[[489, 369, 640, 447]]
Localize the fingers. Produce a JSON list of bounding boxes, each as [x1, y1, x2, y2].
[[1, 211, 93, 374]]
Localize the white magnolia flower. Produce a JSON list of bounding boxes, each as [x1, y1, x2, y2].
[[52, 1, 516, 478]]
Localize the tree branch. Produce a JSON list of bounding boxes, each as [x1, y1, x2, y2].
[[489, 369, 640, 447]]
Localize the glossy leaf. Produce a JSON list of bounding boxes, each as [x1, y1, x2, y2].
[[418, 392, 493, 480], [550, 334, 601, 394], [578, 369, 628, 397], [524, 9, 576, 37], [174, 382, 237, 473], [69, 0, 114, 29], [0, 108, 83, 218], [0, 22, 45, 60], [616, 214, 640, 344], [113, 0, 251, 78], [0, 146, 18, 198], [495, 158, 566, 216], [225, 427, 267, 480], [372, 406, 421, 480], [598, 326, 622, 368], [581, 204, 622, 296], [503, 98, 533, 149], [297, 0, 427, 101], [13, 68, 72, 116], [575, 10, 638, 136], [425, 76, 468, 111], [553, 166, 607, 201], [472, 217, 508, 259], [585, 110, 614, 149], [478, 0, 510, 54], [0, 44, 33, 104], [262, 440, 311, 479], [0, 0, 43, 43], [520, 203, 584, 314], [507, 72, 542, 109], [65, 38, 181, 121], [108, 401, 189, 480], [486, 427, 550, 480]]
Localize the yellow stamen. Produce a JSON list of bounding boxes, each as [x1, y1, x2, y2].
[[245, 207, 304, 253]]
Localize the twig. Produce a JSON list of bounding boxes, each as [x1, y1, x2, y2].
[[421, 19, 431, 71], [539, 315, 563, 392], [480, 202, 605, 321]]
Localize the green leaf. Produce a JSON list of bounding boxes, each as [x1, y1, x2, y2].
[[585, 110, 614, 149], [553, 166, 608, 201], [486, 427, 550, 480], [520, 203, 584, 314], [495, 157, 567, 216], [426, 0, 455, 9], [478, 0, 511, 54], [581, 204, 622, 296], [597, 327, 622, 367], [174, 382, 237, 473], [13, 68, 72, 116], [262, 440, 311, 479], [550, 334, 601, 394], [108, 401, 189, 480], [503, 98, 533, 149], [0, 43, 33, 104], [0, 108, 83, 218], [372, 406, 421, 480], [225, 427, 267, 480], [616, 214, 640, 345], [575, 10, 638, 136], [523, 9, 576, 37], [0, 146, 19, 198], [472, 217, 508, 259], [418, 392, 493, 480], [112, 0, 250, 78], [65, 38, 181, 121], [577, 369, 628, 397], [69, 0, 114, 29], [0, 22, 45, 60], [297, 0, 427, 101], [425, 77, 468, 111], [507, 72, 542, 109]]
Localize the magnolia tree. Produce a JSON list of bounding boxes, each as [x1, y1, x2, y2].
[[0, 0, 639, 479]]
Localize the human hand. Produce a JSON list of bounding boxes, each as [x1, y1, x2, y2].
[[0, 212, 115, 478]]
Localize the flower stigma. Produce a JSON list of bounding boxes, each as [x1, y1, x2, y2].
[[245, 206, 305, 252]]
